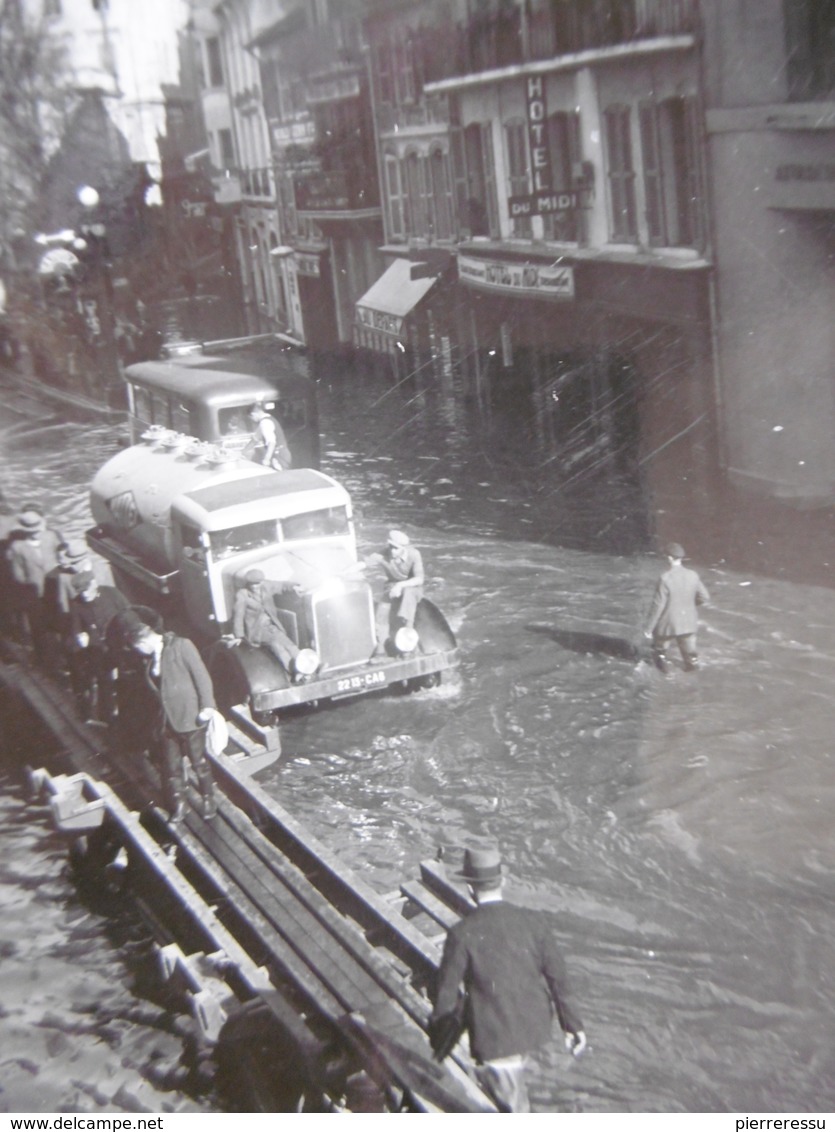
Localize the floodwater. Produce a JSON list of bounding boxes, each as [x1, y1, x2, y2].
[[1, 371, 834, 1113]]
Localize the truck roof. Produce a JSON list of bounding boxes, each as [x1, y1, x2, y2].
[[124, 360, 314, 405], [174, 468, 349, 531]]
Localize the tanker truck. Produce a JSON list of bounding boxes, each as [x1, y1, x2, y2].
[[87, 429, 458, 727]]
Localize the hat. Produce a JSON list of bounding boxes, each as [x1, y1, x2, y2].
[[18, 509, 45, 531], [70, 570, 95, 595], [387, 529, 410, 549], [664, 542, 685, 559], [62, 539, 89, 563], [244, 568, 265, 586], [453, 846, 505, 884]]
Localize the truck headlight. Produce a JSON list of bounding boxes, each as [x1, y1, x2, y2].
[[394, 626, 419, 654], [295, 648, 320, 676]]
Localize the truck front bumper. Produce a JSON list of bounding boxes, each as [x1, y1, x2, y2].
[[251, 647, 459, 713]]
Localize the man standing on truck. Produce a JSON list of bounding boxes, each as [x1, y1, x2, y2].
[[367, 529, 424, 659], [129, 623, 220, 822], [243, 402, 292, 470], [229, 568, 316, 683]]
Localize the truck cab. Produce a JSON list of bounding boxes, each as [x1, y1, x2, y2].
[[88, 434, 457, 724]]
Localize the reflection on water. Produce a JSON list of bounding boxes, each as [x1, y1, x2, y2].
[[1, 385, 834, 1111]]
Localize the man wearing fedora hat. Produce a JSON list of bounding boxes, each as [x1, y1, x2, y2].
[[6, 504, 63, 662], [367, 529, 424, 659], [430, 846, 586, 1112], [644, 542, 710, 673]]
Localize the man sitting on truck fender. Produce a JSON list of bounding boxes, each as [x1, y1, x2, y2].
[[228, 569, 315, 683], [367, 529, 424, 659]]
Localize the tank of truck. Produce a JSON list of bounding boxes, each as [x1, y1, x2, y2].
[[89, 433, 272, 573]]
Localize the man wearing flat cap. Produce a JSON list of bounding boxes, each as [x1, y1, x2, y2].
[[367, 529, 424, 659], [430, 845, 586, 1112], [644, 541, 710, 672], [229, 568, 310, 681]]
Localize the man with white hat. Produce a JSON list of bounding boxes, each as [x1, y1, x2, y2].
[[6, 504, 63, 661], [367, 529, 424, 659], [430, 845, 586, 1112], [644, 541, 710, 672]]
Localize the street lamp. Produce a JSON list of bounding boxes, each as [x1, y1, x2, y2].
[[75, 183, 120, 398]]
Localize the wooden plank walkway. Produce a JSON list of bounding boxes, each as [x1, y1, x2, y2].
[[0, 648, 494, 1113]]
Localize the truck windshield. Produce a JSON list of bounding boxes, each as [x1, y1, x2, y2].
[[209, 518, 279, 558], [281, 507, 350, 541]]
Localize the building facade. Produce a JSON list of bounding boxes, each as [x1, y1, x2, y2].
[[252, 0, 384, 356], [400, 0, 715, 503], [215, 0, 288, 335], [702, 0, 835, 506]]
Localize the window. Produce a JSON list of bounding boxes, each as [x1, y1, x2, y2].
[[542, 111, 582, 242], [505, 120, 531, 237], [404, 151, 428, 239], [282, 507, 350, 541], [385, 154, 405, 239], [786, 0, 835, 98], [45, 0, 62, 17], [639, 97, 703, 249], [604, 104, 637, 242], [132, 385, 152, 426], [219, 128, 235, 169], [206, 37, 224, 87], [170, 400, 191, 434], [429, 148, 454, 240], [210, 520, 279, 559], [454, 122, 499, 238]]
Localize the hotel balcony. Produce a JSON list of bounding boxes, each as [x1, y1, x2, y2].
[[419, 0, 699, 87]]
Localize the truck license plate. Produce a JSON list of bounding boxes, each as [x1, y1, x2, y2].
[[335, 670, 388, 693]]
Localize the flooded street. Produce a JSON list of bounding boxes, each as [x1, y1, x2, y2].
[[1, 373, 834, 1112]]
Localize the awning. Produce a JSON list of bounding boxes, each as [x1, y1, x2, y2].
[[355, 258, 437, 340]]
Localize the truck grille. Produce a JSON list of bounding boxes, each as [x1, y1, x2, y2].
[[313, 587, 375, 671]]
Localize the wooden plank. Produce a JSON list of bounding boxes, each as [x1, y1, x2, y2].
[[210, 750, 442, 970], [400, 880, 459, 932], [419, 858, 474, 918], [216, 802, 432, 1028]]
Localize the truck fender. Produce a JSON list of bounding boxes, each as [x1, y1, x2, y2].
[[414, 599, 456, 653], [205, 639, 291, 713]]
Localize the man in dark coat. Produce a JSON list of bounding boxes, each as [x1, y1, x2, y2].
[[430, 846, 586, 1113], [644, 541, 710, 672], [69, 571, 129, 721], [130, 623, 219, 822]]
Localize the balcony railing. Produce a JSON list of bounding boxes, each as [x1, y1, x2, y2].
[[293, 169, 378, 213], [418, 0, 698, 84]]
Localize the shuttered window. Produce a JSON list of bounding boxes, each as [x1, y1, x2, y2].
[[604, 104, 638, 242]]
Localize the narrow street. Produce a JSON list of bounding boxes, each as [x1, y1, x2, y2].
[[1, 370, 834, 1111]]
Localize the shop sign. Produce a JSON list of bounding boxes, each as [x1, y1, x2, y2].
[[769, 157, 835, 209], [526, 76, 552, 193], [458, 254, 574, 299], [508, 188, 592, 216], [356, 305, 404, 337], [295, 253, 321, 277]]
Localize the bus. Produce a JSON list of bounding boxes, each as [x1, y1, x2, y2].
[[123, 335, 319, 470]]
